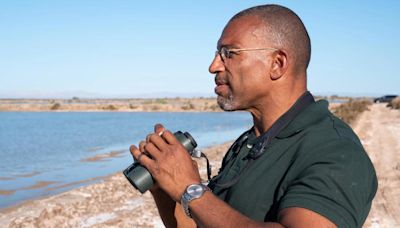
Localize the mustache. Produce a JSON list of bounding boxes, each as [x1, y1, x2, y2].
[[214, 75, 229, 85]]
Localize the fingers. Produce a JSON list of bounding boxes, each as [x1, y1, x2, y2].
[[144, 141, 162, 159], [139, 140, 152, 158], [144, 133, 168, 156], [160, 130, 179, 145], [153, 124, 179, 145], [139, 141, 146, 153], [129, 145, 142, 161], [130, 124, 177, 163], [137, 152, 145, 163], [142, 131, 169, 160], [154, 123, 165, 135], [129, 144, 153, 165]]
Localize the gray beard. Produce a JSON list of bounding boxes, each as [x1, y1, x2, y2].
[[217, 94, 235, 111]]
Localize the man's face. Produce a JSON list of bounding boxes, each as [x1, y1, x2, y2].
[[209, 16, 274, 111]]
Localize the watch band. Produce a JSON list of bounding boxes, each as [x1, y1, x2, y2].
[[181, 183, 210, 218]]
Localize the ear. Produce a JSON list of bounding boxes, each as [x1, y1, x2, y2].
[[269, 50, 288, 80]]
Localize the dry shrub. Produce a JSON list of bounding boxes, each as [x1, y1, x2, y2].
[[208, 104, 220, 111], [387, 97, 400, 109], [103, 105, 118, 111], [181, 102, 195, 110], [151, 105, 160, 111], [50, 103, 61, 110], [129, 104, 138, 109], [332, 99, 372, 125], [142, 99, 153, 105]]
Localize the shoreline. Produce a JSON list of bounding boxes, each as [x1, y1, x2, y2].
[[0, 172, 117, 214], [0, 148, 129, 208], [0, 141, 233, 227], [0, 97, 348, 112], [0, 98, 222, 112]]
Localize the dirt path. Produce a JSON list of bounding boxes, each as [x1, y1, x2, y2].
[[352, 104, 400, 227]]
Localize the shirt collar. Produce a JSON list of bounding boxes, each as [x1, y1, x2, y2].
[[276, 99, 330, 139], [246, 91, 315, 159]]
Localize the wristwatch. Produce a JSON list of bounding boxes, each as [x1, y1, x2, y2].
[[181, 183, 210, 218]]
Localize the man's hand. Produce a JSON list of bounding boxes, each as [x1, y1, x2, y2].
[[130, 123, 201, 202], [129, 125, 338, 228]]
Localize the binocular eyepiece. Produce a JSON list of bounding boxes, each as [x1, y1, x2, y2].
[[123, 131, 198, 193]]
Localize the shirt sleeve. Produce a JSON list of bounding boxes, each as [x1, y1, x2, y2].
[[278, 139, 377, 228]]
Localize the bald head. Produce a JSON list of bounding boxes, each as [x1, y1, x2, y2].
[[229, 4, 311, 74]]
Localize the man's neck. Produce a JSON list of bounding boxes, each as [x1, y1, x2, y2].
[[250, 90, 307, 137]]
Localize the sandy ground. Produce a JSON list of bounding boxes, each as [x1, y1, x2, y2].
[[353, 104, 400, 227], [1, 103, 398, 227]]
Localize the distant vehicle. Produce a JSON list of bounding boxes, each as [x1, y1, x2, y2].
[[373, 95, 398, 103]]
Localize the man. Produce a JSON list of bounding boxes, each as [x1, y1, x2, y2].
[[130, 4, 377, 227]]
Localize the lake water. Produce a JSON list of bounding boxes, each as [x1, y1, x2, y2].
[[0, 112, 252, 208]]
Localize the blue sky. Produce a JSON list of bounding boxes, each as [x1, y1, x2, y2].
[[0, 1, 399, 98]]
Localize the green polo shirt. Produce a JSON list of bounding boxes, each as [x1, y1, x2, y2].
[[209, 100, 378, 228]]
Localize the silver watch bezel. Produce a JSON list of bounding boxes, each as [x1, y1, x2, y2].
[[181, 183, 209, 218]]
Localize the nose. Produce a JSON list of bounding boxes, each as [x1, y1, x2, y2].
[[209, 53, 225, 74]]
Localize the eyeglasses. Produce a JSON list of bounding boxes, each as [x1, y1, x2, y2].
[[215, 46, 278, 62]]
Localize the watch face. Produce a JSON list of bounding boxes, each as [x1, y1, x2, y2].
[[187, 184, 204, 198]]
